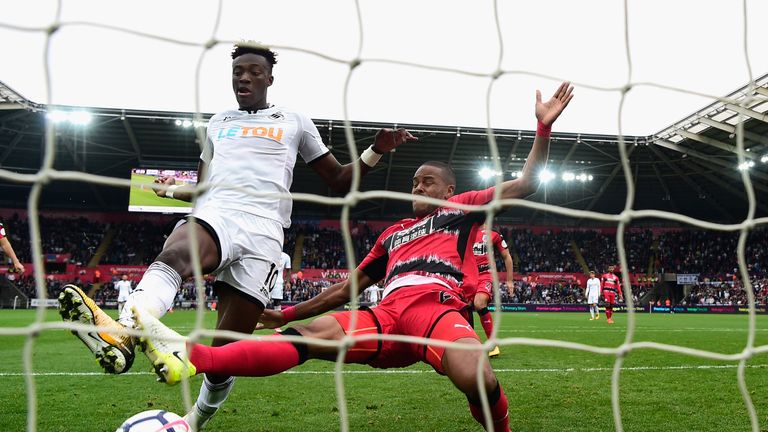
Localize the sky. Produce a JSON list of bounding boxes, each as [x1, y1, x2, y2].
[[1, 0, 766, 137]]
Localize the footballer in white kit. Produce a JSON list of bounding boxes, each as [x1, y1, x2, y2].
[[58, 41, 417, 432], [270, 251, 292, 309], [114, 274, 133, 315], [585, 270, 601, 320], [192, 105, 328, 305]]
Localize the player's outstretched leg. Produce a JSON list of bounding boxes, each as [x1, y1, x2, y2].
[[133, 306, 196, 385], [443, 339, 511, 431], [58, 284, 135, 374]]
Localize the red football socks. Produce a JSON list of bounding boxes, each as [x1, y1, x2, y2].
[[468, 384, 510, 432], [479, 310, 495, 340], [189, 335, 300, 377]]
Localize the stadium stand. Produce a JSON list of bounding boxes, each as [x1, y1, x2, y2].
[[2, 213, 767, 307]]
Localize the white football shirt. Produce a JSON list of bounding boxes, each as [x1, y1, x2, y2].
[[586, 277, 601, 297], [115, 280, 132, 302], [197, 106, 330, 228]]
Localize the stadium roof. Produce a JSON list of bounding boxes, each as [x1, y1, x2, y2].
[[0, 76, 767, 225]]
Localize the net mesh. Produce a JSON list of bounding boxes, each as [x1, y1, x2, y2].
[[0, 0, 765, 431]]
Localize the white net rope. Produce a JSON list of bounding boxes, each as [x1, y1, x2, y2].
[[0, 0, 766, 431]]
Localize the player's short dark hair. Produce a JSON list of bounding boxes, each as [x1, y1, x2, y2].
[[231, 42, 278, 68], [422, 161, 456, 186]]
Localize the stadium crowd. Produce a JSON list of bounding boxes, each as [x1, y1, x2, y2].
[[681, 276, 768, 307], [2, 214, 768, 307]]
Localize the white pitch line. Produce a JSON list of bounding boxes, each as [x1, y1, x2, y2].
[[0, 364, 765, 377]]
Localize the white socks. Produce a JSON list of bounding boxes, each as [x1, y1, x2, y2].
[[118, 261, 182, 328], [195, 376, 236, 418]]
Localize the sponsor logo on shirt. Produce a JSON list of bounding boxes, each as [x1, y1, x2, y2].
[[472, 241, 487, 256], [388, 218, 434, 252], [216, 126, 284, 142]]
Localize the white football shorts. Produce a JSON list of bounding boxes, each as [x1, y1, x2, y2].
[[587, 293, 599, 304], [177, 206, 283, 307]]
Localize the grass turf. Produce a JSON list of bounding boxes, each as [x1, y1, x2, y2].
[[0, 309, 766, 431]]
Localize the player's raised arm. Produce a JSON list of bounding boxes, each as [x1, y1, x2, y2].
[[258, 269, 378, 329], [500, 82, 574, 200], [310, 128, 418, 193]]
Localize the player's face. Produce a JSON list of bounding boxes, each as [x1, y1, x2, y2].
[[608, 266, 615, 273], [232, 54, 274, 110], [411, 165, 455, 217]]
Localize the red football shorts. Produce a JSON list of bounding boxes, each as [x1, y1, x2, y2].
[[468, 275, 493, 303], [330, 284, 478, 374], [603, 290, 617, 305]]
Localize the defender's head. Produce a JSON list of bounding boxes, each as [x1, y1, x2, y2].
[[121, 274, 128, 281], [411, 161, 456, 218], [231, 42, 278, 110], [589, 270, 595, 277], [608, 265, 615, 273]]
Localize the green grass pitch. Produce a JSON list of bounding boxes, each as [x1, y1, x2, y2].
[[129, 174, 190, 208], [1, 310, 766, 431]]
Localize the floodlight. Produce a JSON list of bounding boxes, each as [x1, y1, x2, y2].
[[738, 161, 755, 171], [69, 111, 92, 125], [538, 170, 555, 183], [478, 167, 501, 180], [46, 110, 68, 124]]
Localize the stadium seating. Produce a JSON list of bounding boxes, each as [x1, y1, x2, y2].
[[2, 213, 767, 306]]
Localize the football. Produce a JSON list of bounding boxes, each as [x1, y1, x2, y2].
[[115, 410, 190, 432]]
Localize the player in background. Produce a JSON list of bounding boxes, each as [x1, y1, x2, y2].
[[585, 270, 600, 320], [115, 274, 133, 316], [0, 222, 25, 274], [470, 225, 514, 358], [134, 82, 574, 432], [601, 265, 622, 324], [363, 284, 380, 306], [270, 250, 291, 312], [58, 41, 417, 431]]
